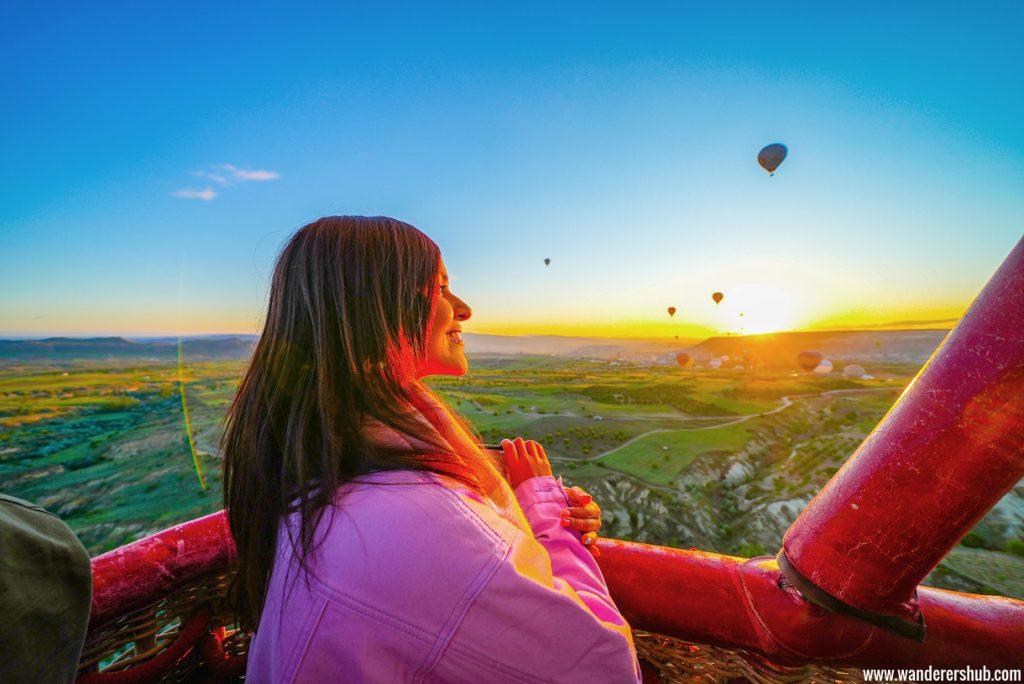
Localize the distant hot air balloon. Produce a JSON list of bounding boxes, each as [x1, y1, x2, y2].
[[544, 258, 551, 266], [675, 352, 692, 368], [712, 292, 724, 305], [709, 358, 723, 369], [667, 306, 676, 317], [843, 364, 867, 379], [758, 143, 787, 175], [813, 359, 834, 376], [797, 350, 823, 372]]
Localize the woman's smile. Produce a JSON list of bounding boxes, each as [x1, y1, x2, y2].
[[418, 260, 472, 377]]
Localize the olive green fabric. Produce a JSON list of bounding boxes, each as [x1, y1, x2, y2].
[[0, 494, 92, 684]]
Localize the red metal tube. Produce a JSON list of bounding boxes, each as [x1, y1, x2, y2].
[[781, 235, 1024, 634], [87, 513, 1024, 668], [599, 540, 1024, 669], [88, 510, 237, 630]]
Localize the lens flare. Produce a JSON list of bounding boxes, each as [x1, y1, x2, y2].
[[177, 336, 206, 492]]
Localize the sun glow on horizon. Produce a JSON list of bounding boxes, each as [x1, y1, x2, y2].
[[713, 283, 801, 335]]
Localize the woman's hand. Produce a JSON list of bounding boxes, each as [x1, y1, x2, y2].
[[501, 439, 601, 557], [562, 486, 602, 558], [501, 438, 553, 490]]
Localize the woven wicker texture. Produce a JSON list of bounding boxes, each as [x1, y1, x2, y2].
[[76, 568, 873, 683], [634, 631, 864, 683], [77, 570, 248, 682]]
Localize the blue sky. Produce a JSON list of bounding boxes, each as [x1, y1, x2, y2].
[[2, 1, 1022, 338]]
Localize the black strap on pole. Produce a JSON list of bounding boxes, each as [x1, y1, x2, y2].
[[778, 550, 926, 643]]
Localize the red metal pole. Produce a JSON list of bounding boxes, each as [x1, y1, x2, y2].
[[88, 514, 1024, 669], [88, 510, 237, 629], [599, 540, 1024, 669], [781, 235, 1024, 639]]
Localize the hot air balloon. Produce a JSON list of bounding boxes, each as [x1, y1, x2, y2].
[[667, 306, 676, 317], [797, 350, 823, 372], [712, 292, 724, 305], [544, 258, 550, 266], [813, 359, 834, 376], [758, 143, 787, 175], [675, 352, 692, 368], [843, 364, 867, 379]]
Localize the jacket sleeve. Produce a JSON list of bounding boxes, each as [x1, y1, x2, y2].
[[430, 476, 641, 684], [514, 475, 624, 623]]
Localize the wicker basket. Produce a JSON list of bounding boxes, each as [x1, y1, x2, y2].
[[76, 563, 865, 683], [77, 569, 247, 683]]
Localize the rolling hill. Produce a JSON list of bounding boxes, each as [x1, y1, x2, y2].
[[0, 337, 256, 361], [0, 329, 950, 366], [685, 329, 950, 367]]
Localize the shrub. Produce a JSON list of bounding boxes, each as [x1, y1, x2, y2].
[[736, 542, 768, 557], [99, 396, 139, 413], [961, 532, 986, 549]]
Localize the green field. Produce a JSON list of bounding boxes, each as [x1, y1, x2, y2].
[[0, 361, 241, 552], [593, 424, 754, 486], [1, 354, 1021, 599]]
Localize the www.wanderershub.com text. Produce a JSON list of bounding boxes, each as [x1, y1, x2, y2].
[[863, 666, 1022, 682]]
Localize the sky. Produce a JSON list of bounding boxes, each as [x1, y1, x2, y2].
[[1, 1, 1022, 340]]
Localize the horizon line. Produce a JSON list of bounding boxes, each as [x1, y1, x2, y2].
[[0, 325, 955, 343]]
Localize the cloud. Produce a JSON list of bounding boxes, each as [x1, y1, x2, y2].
[[235, 169, 280, 181], [196, 163, 280, 186], [219, 164, 280, 182], [173, 187, 217, 201], [176, 163, 279, 200]]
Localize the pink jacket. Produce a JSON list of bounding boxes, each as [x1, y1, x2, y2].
[[246, 470, 641, 683]]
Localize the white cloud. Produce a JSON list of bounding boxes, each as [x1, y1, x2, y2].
[[173, 187, 217, 201], [233, 168, 280, 181], [177, 163, 279, 199], [209, 163, 280, 184]]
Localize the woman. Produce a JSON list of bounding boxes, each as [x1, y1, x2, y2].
[[224, 216, 640, 682]]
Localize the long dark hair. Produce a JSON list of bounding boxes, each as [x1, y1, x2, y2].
[[222, 216, 485, 630]]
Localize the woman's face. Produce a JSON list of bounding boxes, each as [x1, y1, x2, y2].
[[417, 261, 472, 377]]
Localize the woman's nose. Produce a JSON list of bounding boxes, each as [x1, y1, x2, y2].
[[453, 295, 472, 321]]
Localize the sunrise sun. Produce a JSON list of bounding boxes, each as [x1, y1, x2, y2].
[[719, 283, 799, 335]]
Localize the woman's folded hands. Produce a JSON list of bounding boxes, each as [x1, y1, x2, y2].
[[500, 437, 602, 557], [564, 486, 602, 558]]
